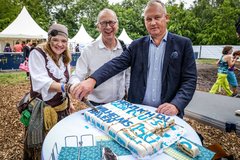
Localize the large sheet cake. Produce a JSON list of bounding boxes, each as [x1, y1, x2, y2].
[[84, 100, 185, 159]]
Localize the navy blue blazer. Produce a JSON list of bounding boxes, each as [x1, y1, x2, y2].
[[91, 32, 197, 118]]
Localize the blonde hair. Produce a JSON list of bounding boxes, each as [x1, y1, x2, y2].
[[38, 42, 71, 66]]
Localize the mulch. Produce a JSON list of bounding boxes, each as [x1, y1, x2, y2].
[[0, 63, 239, 159]]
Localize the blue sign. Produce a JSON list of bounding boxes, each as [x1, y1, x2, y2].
[[0, 52, 81, 70]]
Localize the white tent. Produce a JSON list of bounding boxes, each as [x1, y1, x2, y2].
[[118, 28, 133, 45], [0, 6, 47, 39], [70, 24, 94, 46]]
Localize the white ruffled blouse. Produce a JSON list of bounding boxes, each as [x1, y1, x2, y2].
[[29, 49, 70, 101]]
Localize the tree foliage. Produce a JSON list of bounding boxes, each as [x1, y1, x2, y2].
[[0, 0, 240, 44]]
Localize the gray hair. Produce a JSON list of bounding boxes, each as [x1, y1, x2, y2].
[[144, 0, 167, 16], [96, 8, 118, 25]]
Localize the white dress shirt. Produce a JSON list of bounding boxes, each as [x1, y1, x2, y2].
[[29, 48, 70, 101], [69, 38, 130, 103]]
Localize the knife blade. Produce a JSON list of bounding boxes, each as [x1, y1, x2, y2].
[[82, 98, 99, 112]]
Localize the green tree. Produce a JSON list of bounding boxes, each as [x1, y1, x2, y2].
[[0, 0, 21, 31], [167, 3, 200, 44]]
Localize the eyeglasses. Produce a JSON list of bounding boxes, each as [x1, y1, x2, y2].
[[99, 21, 117, 27]]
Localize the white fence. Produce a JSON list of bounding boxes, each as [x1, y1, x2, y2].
[[193, 45, 240, 59]]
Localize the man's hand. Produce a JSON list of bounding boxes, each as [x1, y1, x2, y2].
[[156, 103, 179, 116], [70, 78, 96, 100]]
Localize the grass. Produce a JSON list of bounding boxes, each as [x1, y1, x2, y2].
[[196, 58, 217, 65], [0, 71, 27, 84]]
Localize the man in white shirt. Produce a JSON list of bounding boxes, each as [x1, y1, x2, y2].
[[69, 8, 130, 105]]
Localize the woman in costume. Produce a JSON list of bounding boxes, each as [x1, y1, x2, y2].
[[24, 23, 75, 159]]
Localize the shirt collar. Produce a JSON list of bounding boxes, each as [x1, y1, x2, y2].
[[150, 30, 168, 44], [98, 37, 122, 50]]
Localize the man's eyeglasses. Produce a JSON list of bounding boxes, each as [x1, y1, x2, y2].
[[99, 21, 117, 27]]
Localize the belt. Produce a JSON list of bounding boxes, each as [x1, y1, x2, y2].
[[43, 98, 68, 131]]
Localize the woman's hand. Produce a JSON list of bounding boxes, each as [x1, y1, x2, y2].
[[68, 102, 75, 114]]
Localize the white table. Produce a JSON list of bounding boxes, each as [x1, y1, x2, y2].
[[42, 105, 202, 160]]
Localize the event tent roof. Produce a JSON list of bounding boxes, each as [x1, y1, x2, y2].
[[70, 24, 94, 45], [0, 6, 47, 39], [118, 28, 133, 45]]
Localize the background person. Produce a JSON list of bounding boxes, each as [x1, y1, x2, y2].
[[75, 43, 80, 52], [227, 50, 240, 96], [13, 41, 23, 52], [24, 23, 75, 159], [70, 0, 197, 118], [69, 8, 130, 106], [3, 43, 12, 52], [209, 46, 237, 96], [23, 39, 32, 79]]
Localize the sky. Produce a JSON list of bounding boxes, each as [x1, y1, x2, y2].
[[108, 0, 195, 9]]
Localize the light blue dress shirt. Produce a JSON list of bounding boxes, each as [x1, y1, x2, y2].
[[142, 32, 168, 107]]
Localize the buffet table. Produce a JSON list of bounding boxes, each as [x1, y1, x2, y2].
[[42, 105, 202, 160]]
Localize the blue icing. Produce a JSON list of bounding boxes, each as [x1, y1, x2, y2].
[[150, 119, 165, 127], [91, 119, 96, 126], [153, 148, 158, 153], [88, 105, 131, 125], [127, 144, 139, 155], [177, 133, 181, 137], [180, 141, 192, 149], [155, 114, 171, 122], [84, 126, 89, 129], [138, 111, 156, 120], [171, 126, 176, 130], [84, 114, 90, 121], [123, 132, 142, 144], [100, 125, 105, 131], [117, 136, 126, 147], [121, 120, 133, 127], [163, 133, 171, 138], [109, 130, 116, 138], [130, 124, 160, 144], [143, 133, 161, 144], [126, 105, 140, 116], [111, 100, 132, 111], [96, 122, 101, 129], [127, 107, 146, 117], [160, 142, 168, 148], [115, 117, 125, 123], [131, 123, 145, 133], [101, 112, 120, 123]]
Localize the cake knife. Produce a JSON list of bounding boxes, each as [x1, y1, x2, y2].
[[82, 98, 99, 112]]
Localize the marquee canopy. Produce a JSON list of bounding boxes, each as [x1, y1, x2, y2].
[[0, 6, 47, 39], [70, 24, 94, 45], [118, 28, 133, 45]]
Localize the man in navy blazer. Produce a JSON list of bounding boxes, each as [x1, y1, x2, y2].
[[71, 0, 197, 118]]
